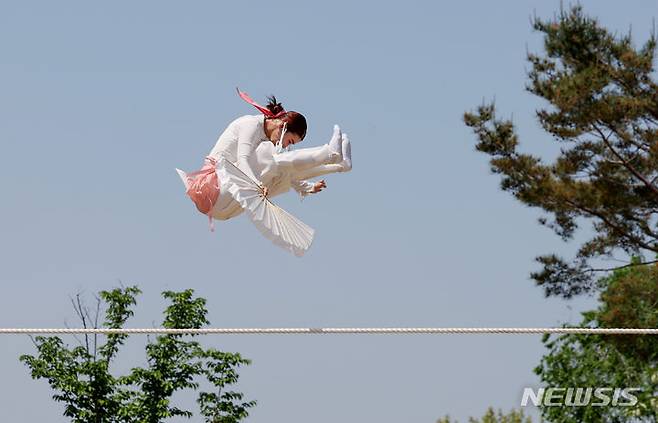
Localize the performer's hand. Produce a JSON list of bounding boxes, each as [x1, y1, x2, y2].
[[262, 185, 269, 197], [310, 180, 326, 194]]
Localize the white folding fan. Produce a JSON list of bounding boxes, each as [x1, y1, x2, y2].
[[216, 158, 315, 257]]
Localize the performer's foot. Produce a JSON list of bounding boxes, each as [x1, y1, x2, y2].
[[328, 124, 343, 164], [339, 133, 352, 172]]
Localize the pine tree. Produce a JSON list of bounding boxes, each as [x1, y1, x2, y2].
[[464, 5, 658, 298]]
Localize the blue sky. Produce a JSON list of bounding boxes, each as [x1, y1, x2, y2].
[[1, 1, 656, 421]]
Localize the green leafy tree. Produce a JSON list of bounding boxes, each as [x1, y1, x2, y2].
[[436, 407, 534, 423], [20, 286, 255, 423], [535, 263, 658, 422], [463, 5, 658, 298]]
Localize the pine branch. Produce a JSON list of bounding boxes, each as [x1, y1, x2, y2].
[[593, 124, 658, 197], [585, 259, 658, 272]]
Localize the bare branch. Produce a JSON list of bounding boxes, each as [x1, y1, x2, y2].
[[73, 294, 90, 355], [64, 320, 86, 349], [93, 295, 101, 361]]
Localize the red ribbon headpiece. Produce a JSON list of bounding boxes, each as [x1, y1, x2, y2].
[[236, 88, 287, 118]]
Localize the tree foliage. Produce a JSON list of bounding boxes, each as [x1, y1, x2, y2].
[[535, 263, 658, 422], [464, 5, 658, 298], [20, 286, 255, 423], [436, 407, 533, 423]]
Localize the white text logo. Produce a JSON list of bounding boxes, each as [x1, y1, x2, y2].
[[520, 387, 640, 407]]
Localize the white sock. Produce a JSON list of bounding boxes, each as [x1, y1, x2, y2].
[[340, 133, 352, 171], [328, 124, 343, 160]]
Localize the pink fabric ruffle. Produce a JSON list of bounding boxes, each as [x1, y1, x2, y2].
[[183, 157, 219, 230]]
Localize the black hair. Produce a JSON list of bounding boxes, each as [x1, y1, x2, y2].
[[265, 95, 307, 140], [266, 95, 285, 116]]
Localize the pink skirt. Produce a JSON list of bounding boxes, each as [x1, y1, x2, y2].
[[179, 157, 220, 230]]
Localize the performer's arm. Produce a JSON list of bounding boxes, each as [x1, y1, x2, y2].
[[236, 120, 265, 185]]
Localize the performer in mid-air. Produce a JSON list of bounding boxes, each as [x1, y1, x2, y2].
[[176, 89, 352, 256]]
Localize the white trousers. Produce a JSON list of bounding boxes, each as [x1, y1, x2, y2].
[[209, 141, 344, 220], [272, 145, 338, 172], [256, 142, 342, 184]]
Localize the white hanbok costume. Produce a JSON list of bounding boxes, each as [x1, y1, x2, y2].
[[176, 94, 351, 256]]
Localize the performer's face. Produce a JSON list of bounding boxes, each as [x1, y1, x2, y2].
[[281, 131, 302, 148], [270, 121, 302, 148]]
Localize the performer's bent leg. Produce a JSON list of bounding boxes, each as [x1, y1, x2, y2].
[[273, 125, 343, 171], [274, 145, 338, 171], [294, 164, 345, 180], [291, 133, 352, 179]]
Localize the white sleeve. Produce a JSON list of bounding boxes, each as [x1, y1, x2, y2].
[[236, 119, 264, 185], [291, 180, 315, 198]]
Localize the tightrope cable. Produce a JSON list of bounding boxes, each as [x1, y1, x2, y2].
[[0, 327, 656, 335]]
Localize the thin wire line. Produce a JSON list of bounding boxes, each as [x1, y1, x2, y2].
[[0, 327, 656, 335]]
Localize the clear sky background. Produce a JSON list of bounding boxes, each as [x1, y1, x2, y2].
[[1, 1, 656, 422]]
